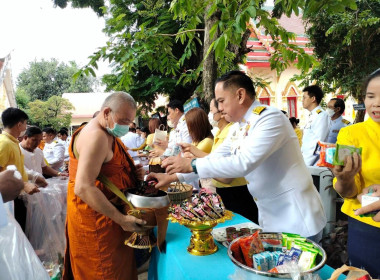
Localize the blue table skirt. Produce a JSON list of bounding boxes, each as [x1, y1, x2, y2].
[[148, 213, 345, 280]]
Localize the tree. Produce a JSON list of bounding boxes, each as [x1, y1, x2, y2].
[[66, 0, 357, 105], [300, 0, 380, 123], [27, 96, 74, 131], [16, 59, 95, 102], [54, 0, 105, 16]]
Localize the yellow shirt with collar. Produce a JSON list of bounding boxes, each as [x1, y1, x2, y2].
[[211, 123, 247, 188], [333, 118, 380, 228], [0, 131, 28, 181]]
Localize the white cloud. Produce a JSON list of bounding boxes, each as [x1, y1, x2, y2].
[[0, 0, 109, 85]]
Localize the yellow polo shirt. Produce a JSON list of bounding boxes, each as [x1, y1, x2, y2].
[[333, 118, 380, 228], [211, 123, 247, 188], [0, 131, 28, 181]]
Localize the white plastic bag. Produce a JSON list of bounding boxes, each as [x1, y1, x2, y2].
[[0, 209, 50, 280], [153, 124, 167, 144]]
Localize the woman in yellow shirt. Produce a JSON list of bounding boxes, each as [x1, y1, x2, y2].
[[332, 69, 380, 277]]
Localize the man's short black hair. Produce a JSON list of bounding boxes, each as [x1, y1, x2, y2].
[[215, 70, 256, 98], [303, 85, 324, 104], [331, 98, 345, 114], [1, 107, 29, 128], [58, 129, 68, 136], [60, 127, 69, 132], [25, 126, 42, 137], [43, 127, 56, 135], [167, 100, 184, 113]]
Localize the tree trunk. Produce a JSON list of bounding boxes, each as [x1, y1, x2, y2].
[[354, 95, 366, 123], [202, 4, 219, 104]]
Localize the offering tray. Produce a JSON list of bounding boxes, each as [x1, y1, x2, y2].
[[169, 210, 233, 256]]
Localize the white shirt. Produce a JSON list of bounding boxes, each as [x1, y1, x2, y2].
[[19, 145, 46, 176], [59, 139, 70, 161], [120, 132, 145, 157], [194, 101, 326, 237], [301, 106, 330, 166], [167, 114, 192, 149], [327, 116, 350, 143], [43, 141, 65, 171]]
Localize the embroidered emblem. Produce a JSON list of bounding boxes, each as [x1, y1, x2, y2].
[[252, 106, 266, 115], [316, 109, 322, 114]]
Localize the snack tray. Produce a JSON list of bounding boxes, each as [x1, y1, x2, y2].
[[211, 222, 262, 243]]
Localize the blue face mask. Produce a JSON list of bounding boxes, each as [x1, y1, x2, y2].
[[106, 113, 130, 138]]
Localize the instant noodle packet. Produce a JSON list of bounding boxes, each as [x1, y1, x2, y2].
[[316, 141, 336, 168], [333, 144, 362, 166]]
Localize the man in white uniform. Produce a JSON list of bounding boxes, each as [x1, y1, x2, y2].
[[120, 127, 145, 158], [159, 71, 326, 241], [326, 98, 351, 143], [153, 100, 193, 156], [42, 128, 65, 171], [57, 129, 70, 162], [20, 127, 65, 178], [301, 85, 330, 166]]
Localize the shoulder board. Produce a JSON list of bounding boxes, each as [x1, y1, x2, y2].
[[316, 109, 322, 114], [342, 119, 351, 125], [252, 106, 266, 115], [53, 141, 57, 143]]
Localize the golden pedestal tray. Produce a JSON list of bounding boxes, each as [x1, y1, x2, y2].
[[169, 210, 233, 256]]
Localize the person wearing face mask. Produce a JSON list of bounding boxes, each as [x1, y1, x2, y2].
[[62, 92, 147, 280], [155, 100, 192, 155], [326, 98, 351, 143], [149, 98, 258, 222]]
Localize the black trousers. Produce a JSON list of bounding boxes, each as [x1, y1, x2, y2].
[[216, 185, 258, 224], [14, 197, 27, 232]]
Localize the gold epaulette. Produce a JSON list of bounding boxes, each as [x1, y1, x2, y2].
[[316, 109, 322, 114], [252, 106, 266, 115], [342, 119, 351, 125]]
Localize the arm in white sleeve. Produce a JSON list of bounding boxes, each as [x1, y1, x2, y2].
[[179, 122, 192, 144], [311, 113, 330, 143], [177, 172, 199, 183], [25, 166, 42, 180], [48, 144, 65, 165], [196, 112, 287, 179]]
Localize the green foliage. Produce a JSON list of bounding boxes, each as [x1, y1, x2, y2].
[[27, 96, 74, 131], [71, 0, 358, 105], [54, 0, 105, 16], [15, 89, 30, 110], [300, 0, 380, 102], [16, 59, 95, 102]]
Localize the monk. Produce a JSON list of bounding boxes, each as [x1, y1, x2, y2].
[[63, 92, 147, 280]]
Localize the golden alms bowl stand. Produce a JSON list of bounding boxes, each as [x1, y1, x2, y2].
[[169, 210, 233, 256]]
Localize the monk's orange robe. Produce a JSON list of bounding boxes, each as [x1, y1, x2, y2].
[[63, 127, 139, 280]]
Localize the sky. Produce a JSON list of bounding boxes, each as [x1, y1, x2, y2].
[[0, 0, 109, 88]]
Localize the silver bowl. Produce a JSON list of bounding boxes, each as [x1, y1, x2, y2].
[[227, 233, 327, 279], [126, 189, 170, 208]]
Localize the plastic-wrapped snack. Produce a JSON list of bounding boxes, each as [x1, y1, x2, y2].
[[239, 235, 255, 267], [230, 240, 244, 264], [248, 230, 265, 256], [298, 250, 318, 271], [260, 233, 282, 252], [333, 144, 362, 166], [316, 141, 336, 168]]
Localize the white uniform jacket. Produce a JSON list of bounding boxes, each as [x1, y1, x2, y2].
[[167, 114, 193, 150], [327, 116, 350, 144], [301, 106, 330, 166], [43, 141, 65, 171], [195, 101, 326, 237]]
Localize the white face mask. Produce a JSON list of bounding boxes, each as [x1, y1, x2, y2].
[[208, 112, 219, 128], [167, 120, 174, 128], [326, 108, 335, 118]]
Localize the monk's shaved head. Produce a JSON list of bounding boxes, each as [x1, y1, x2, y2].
[[101, 92, 137, 112]]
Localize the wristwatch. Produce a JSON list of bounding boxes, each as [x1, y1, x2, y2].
[[57, 172, 61, 176], [191, 159, 197, 174]]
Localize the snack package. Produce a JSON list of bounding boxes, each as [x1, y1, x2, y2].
[[239, 235, 255, 267], [333, 144, 362, 166], [260, 233, 282, 252], [230, 241, 244, 264], [359, 187, 380, 218], [316, 141, 336, 168], [248, 230, 265, 256]]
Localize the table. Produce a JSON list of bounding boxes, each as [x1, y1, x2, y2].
[[148, 213, 345, 280]]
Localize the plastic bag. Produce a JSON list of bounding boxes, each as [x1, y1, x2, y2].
[[316, 141, 336, 168], [153, 124, 167, 144], [0, 209, 50, 280], [329, 264, 372, 280], [22, 177, 68, 272]]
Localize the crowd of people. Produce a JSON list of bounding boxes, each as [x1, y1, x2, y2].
[[0, 69, 379, 278]]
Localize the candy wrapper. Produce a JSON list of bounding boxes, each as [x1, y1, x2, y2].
[[316, 141, 336, 168], [333, 144, 362, 166]]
